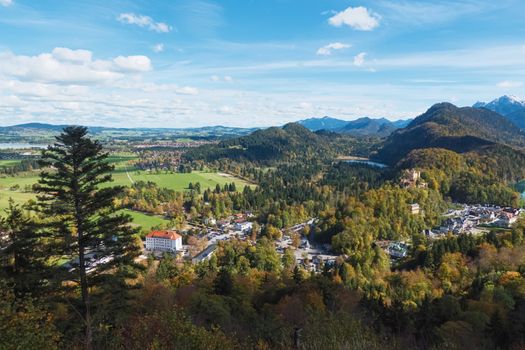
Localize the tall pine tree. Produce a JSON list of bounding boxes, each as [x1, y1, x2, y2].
[[0, 199, 48, 295], [36, 126, 141, 349]]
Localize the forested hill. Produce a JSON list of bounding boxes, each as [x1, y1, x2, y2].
[[337, 117, 400, 137], [374, 102, 525, 165], [183, 122, 355, 164]]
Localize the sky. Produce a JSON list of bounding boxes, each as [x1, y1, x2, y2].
[[0, 0, 524, 128]]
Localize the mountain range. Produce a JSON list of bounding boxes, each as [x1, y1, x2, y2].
[[473, 95, 525, 129], [374, 102, 525, 165], [297, 116, 411, 137]]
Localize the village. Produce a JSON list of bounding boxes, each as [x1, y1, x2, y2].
[[142, 199, 523, 272]]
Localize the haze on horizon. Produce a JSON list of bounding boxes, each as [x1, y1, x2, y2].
[[0, 0, 524, 128]]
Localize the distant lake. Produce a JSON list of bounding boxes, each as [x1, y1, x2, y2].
[[0, 143, 48, 150], [344, 159, 388, 168]]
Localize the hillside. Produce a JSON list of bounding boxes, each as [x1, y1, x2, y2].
[[506, 109, 525, 129], [297, 116, 349, 131], [337, 117, 409, 137], [183, 122, 353, 164], [374, 102, 525, 165]]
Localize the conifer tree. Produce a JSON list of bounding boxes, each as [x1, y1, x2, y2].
[[0, 199, 48, 295], [36, 126, 141, 349]]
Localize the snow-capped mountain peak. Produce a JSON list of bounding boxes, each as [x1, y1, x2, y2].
[[473, 95, 525, 116]]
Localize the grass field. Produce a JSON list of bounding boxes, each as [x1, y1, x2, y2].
[[0, 160, 22, 167], [0, 189, 36, 211], [110, 169, 250, 191], [0, 153, 249, 229], [0, 189, 169, 231], [0, 168, 250, 193], [122, 209, 169, 231]]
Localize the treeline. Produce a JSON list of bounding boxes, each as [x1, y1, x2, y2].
[[0, 158, 41, 174]]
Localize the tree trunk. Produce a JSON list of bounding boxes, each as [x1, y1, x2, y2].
[[75, 174, 92, 350], [78, 235, 92, 350]]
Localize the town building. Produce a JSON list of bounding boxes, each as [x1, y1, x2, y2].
[[409, 203, 420, 215], [203, 217, 217, 226], [192, 244, 217, 264], [234, 221, 253, 232], [145, 230, 182, 252]]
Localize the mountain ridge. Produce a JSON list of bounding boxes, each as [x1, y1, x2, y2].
[[374, 102, 525, 165], [473, 95, 525, 129], [298, 116, 411, 136]]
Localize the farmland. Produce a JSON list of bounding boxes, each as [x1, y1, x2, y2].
[[0, 169, 250, 194], [0, 153, 250, 229]]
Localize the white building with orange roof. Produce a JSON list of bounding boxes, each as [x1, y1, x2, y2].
[[145, 230, 182, 252]]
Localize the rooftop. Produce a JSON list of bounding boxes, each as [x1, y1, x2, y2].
[[146, 230, 182, 241]]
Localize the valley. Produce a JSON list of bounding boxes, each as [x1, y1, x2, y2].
[[3, 98, 525, 349]]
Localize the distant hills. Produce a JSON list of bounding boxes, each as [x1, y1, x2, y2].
[[298, 116, 411, 137], [184, 123, 340, 163], [374, 102, 525, 165], [296, 116, 349, 131], [474, 95, 525, 129], [0, 123, 258, 143]]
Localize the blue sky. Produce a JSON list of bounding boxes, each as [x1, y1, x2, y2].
[[0, 0, 524, 127]]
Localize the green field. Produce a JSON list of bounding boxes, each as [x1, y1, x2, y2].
[[0, 189, 36, 211], [0, 168, 250, 193], [0, 160, 22, 167], [0, 189, 168, 231], [122, 209, 170, 231], [110, 169, 250, 191], [0, 153, 249, 230]]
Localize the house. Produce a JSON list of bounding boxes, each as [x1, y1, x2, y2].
[[234, 221, 253, 232], [387, 242, 409, 259], [145, 230, 182, 252], [409, 203, 420, 215], [203, 217, 217, 226], [497, 212, 518, 227], [192, 244, 217, 264]]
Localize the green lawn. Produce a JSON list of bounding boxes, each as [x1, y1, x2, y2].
[[0, 189, 36, 210], [0, 173, 39, 189], [0, 189, 168, 232], [110, 169, 250, 191], [0, 160, 22, 168], [122, 209, 170, 231], [0, 169, 250, 193]]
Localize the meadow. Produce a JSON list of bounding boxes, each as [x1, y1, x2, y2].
[[0, 153, 250, 229]]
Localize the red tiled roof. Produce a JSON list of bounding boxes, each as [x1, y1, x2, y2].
[[146, 230, 182, 240]]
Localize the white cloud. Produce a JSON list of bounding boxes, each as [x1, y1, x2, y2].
[[0, 0, 12, 7], [210, 75, 233, 82], [497, 80, 523, 88], [0, 48, 152, 84], [152, 43, 164, 53], [117, 13, 171, 33], [52, 47, 92, 63], [328, 6, 380, 31], [174, 86, 199, 95], [353, 52, 367, 66], [316, 42, 351, 56], [113, 55, 152, 72]]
